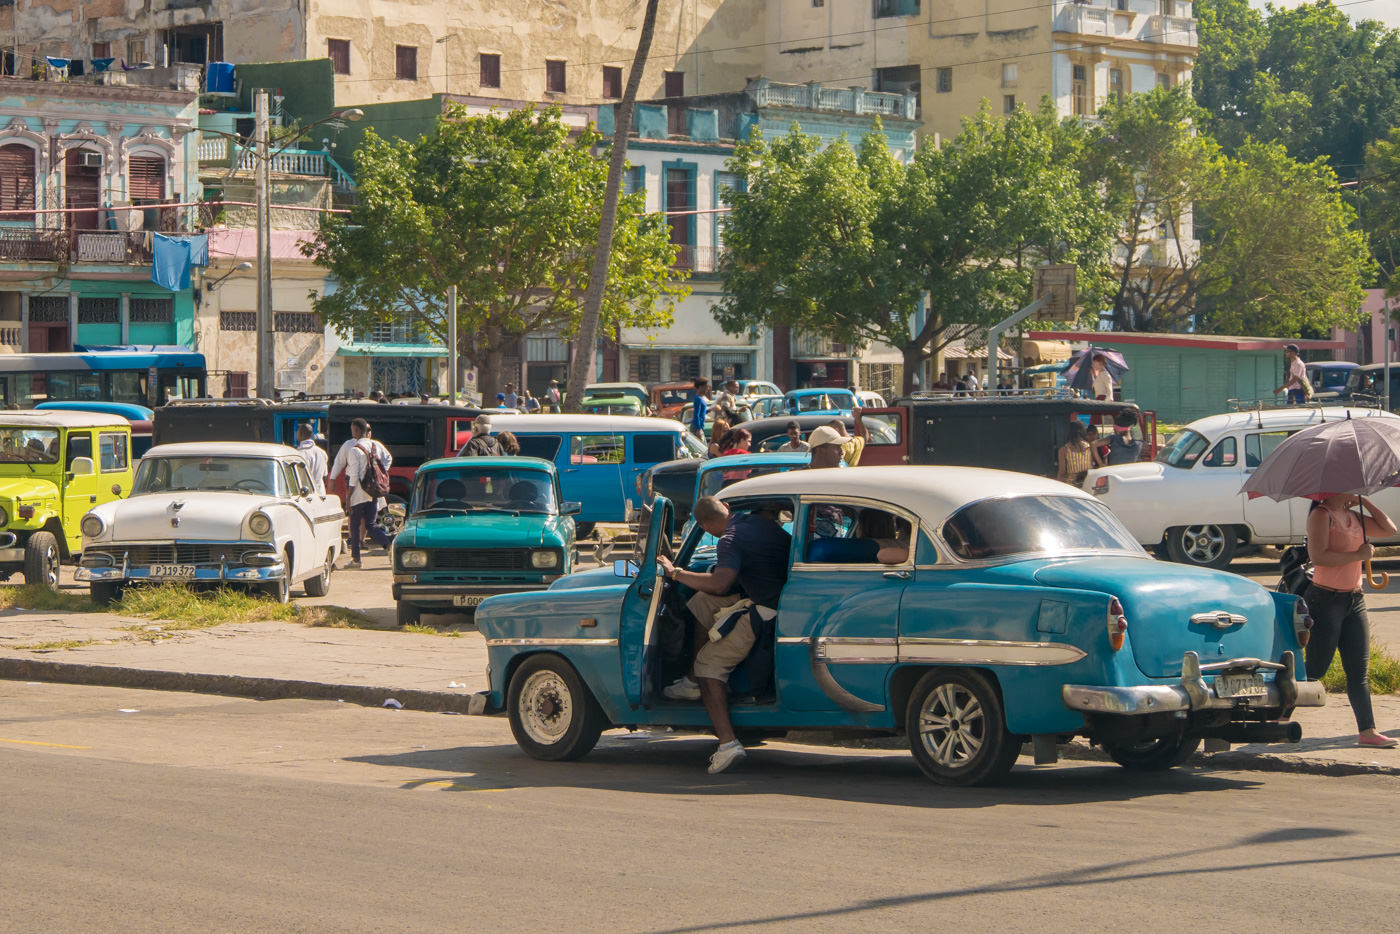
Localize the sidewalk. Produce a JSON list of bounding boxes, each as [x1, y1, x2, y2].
[[3, 597, 1400, 777]]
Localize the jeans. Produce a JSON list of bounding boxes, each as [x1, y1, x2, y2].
[[1287, 388, 1308, 405], [347, 500, 392, 561], [1303, 584, 1375, 731]]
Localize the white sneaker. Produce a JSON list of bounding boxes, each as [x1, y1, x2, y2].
[[708, 740, 746, 774], [662, 676, 700, 701]]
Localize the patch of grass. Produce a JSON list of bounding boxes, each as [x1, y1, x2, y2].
[[9, 639, 98, 651], [116, 585, 300, 628], [1321, 644, 1400, 695], [300, 605, 389, 630], [0, 585, 97, 614], [401, 623, 437, 635]]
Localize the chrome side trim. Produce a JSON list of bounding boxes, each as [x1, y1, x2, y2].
[[485, 637, 619, 648], [1063, 650, 1327, 716], [790, 562, 912, 573], [899, 637, 1087, 666], [1191, 611, 1248, 630], [808, 639, 885, 713], [814, 636, 899, 664]]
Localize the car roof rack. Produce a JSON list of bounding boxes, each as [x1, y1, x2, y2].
[[1225, 397, 1384, 413], [162, 397, 276, 407]]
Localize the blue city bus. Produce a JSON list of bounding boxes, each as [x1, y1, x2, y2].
[[0, 348, 206, 410]]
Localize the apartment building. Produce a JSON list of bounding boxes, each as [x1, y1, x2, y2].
[[0, 0, 765, 108]]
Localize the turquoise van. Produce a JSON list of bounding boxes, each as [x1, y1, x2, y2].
[[466, 415, 706, 536]]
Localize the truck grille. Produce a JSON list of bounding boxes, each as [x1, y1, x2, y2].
[[431, 548, 529, 571]]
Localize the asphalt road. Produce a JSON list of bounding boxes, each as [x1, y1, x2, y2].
[[5, 682, 1399, 933]]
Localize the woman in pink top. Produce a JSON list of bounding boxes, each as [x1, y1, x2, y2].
[[1304, 494, 1398, 747]]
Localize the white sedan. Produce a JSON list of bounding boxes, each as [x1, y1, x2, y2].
[[76, 442, 344, 604], [1085, 406, 1400, 568]]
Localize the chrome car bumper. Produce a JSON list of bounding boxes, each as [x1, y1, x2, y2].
[[1062, 651, 1325, 716], [77, 564, 287, 584], [392, 580, 553, 605], [75, 542, 287, 585]]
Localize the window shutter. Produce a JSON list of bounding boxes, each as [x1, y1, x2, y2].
[[128, 156, 166, 202], [0, 144, 35, 216]]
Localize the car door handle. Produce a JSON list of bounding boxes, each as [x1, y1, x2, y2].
[[883, 570, 911, 581]]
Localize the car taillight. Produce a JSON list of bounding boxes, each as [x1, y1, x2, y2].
[[1092, 475, 1109, 495], [1108, 596, 1127, 651], [1294, 597, 1314, 648]]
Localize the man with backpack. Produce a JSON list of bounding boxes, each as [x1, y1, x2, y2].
[[329, 417, 394, 568]]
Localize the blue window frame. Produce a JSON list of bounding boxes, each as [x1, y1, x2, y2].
[[662, 160, 696, 268]]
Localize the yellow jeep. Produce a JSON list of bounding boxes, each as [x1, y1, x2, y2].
[[0, 412, 134, 589]]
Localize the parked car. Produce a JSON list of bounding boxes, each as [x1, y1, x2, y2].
[[76, 441, 344, 604], [1085, 405, 1400, 568], [584, 382, 651, 413], [464, 414, 706, 536], [477, 466, 1322, 786], [853, 393, 1155, 474], [1306, 361, 1359, 396], [0, 411, 134, 589], [736, 380, 783, 399], [581, 394, 645, 417], [748, 396, 788, 420], [37, 401, 155, 458], [1321, 364, 1400, 411], [153, 399, 329, 449], [855, 390, 888, 408], [651, 383, 694, 418], [637, 450, 811, 532], [785, 388, 858, 416], [390, 456, 579, 625]]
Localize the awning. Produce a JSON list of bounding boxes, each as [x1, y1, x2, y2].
[[1021, 339, 1073, 364], [336, 343, 446, 358], [940, 339, 1014, 361]]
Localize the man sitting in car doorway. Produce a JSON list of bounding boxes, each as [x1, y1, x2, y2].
[[656, 495, 791, 775]]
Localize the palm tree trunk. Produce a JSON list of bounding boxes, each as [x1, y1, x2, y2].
[[564, 0, 661, 413]]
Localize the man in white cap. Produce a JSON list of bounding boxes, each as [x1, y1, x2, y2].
[[807, 418, 869, 469], [461, 414, 503, 456]]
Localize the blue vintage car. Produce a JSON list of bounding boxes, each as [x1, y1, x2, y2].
[[476, 466, 1324, 786], [785, 388, 857, 416], [391, 456, 579, 625]]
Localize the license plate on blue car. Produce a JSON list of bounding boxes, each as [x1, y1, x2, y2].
[[453, 595, 485, 607], [1216, 672, 1267, 698]]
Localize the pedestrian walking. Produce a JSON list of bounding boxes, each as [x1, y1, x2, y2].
[[1056, 421, 1093, 486], [776, 421, 809, 453], [497, 430, 520, 456], [328, 417, 393, 567], [503, 383, 519, 410], [295, 423, 328, 495], [1304, 495, 1398, 747], [545, 380, 562, 413], [690, 377, 712, 439], [461, 414, 503, 456], [1274, 343, 1311, 405]]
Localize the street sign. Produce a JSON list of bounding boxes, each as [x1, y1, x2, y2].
[[1033, 264, 1078, 323]]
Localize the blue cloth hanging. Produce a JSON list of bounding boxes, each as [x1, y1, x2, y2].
[[45, 56, 71, 70], [151, 233, 192, 291], [91, 58, 114, 73], [164, 233, 208, 267]]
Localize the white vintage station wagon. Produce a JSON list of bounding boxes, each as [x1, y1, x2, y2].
[[76, 442, 344, 604]]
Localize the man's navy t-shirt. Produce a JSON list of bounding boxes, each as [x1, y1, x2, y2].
[[714, 512, 791, 609], [690, 393, 709, 435]]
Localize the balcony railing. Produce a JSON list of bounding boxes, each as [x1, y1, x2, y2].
[[792, 332, 850, 358], [198, 137, 358, 191], [0, 326, 22, 346], [751, 79, 917, 120], [669, 243, 723, 273], [0, 228, 158, 264], [1149, 13, 1197, 46]]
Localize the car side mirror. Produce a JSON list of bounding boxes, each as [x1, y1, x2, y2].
[[613, 558, 639, 578], [68, 456, 94, 477], [300, 487, 312, 498], [111, 483, 122, 496], [562, 501, 582, 516]]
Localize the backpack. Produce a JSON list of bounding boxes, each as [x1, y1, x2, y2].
[[357, 441, 391, 497], [1276, 544, 1313, 596]]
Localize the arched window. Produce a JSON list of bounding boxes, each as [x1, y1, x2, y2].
[[0, 143, 36, 223], [128, 155, 166, 202]]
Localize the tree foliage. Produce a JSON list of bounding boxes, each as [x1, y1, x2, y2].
[[1363, 126, 1400, 295], [305, 107, 685, 398], [716, 105, 1114, 393]]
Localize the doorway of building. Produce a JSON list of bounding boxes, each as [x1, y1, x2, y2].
[[64, 150, 102, 230]]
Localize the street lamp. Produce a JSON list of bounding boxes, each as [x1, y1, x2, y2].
[[205, 260, 253, 291]]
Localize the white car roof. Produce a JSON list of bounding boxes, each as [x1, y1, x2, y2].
[[484, 414, 687, 433], [143, 441, 302, 459], [1180, 406, 1400, 437], [716, 465, 1093, 524], [0, 410, 129, 430]]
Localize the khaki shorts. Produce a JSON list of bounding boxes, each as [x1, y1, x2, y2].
[[688, 591, 755, 683]]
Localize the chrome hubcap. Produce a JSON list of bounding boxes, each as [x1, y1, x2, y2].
[[520, 670, 573, 746], [1182, 525, 1225, 563], [918, 683, 985, 769], [44, 546, 57, 587]]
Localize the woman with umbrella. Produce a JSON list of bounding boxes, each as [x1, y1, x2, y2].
[[1064, 347, 1129, 400], [1242, 415, 1400, 748]]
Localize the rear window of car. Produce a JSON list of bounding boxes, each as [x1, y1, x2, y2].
[[942, 495, 1141, 561], [633, 432, 676, 464], [514, 434, 562, 461]]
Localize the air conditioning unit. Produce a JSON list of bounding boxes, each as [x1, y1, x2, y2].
[[77, 151, 102, 168]]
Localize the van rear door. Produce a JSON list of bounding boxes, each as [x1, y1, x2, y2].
[[853, 407, 908, 465]]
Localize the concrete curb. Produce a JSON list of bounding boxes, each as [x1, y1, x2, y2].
[[1056, 737, 1400, 778], [0, 657, 495, 716]]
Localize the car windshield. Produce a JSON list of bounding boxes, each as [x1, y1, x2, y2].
[[412, 467, 558, 515], [1156, 429, 1210, 468], [134, 456, 281, 494], [793, 391, 854, 412], [698, 462, 800, 498], [678, 432, 707, 459], [943, 495, 1143, 561], [0, 428, 59, 464], [658, 389, 689, 408]]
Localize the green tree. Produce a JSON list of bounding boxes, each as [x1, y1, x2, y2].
[[1363, 126, 1400, 294], [716, 105, 1115, 394], [305, 107, 685, 398], [1193, 142, 1374, 335]]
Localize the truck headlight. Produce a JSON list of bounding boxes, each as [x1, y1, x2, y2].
[[80, 514, 104, 538], [248, 512, 273, 537], [399, 549, 428, 569], [531, 549, 561, 570]]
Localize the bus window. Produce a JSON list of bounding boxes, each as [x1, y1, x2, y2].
[[109, 371, 146, 405], [47, 370, 103, 402]]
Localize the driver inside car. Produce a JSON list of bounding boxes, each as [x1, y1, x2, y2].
[[656, 495, 790, 775]]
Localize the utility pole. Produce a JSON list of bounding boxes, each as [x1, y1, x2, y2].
[[254, 88, 274, 399], [447, 285, 458, 403]]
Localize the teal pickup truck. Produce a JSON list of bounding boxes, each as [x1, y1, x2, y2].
[[391, 456, 580, 625]]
